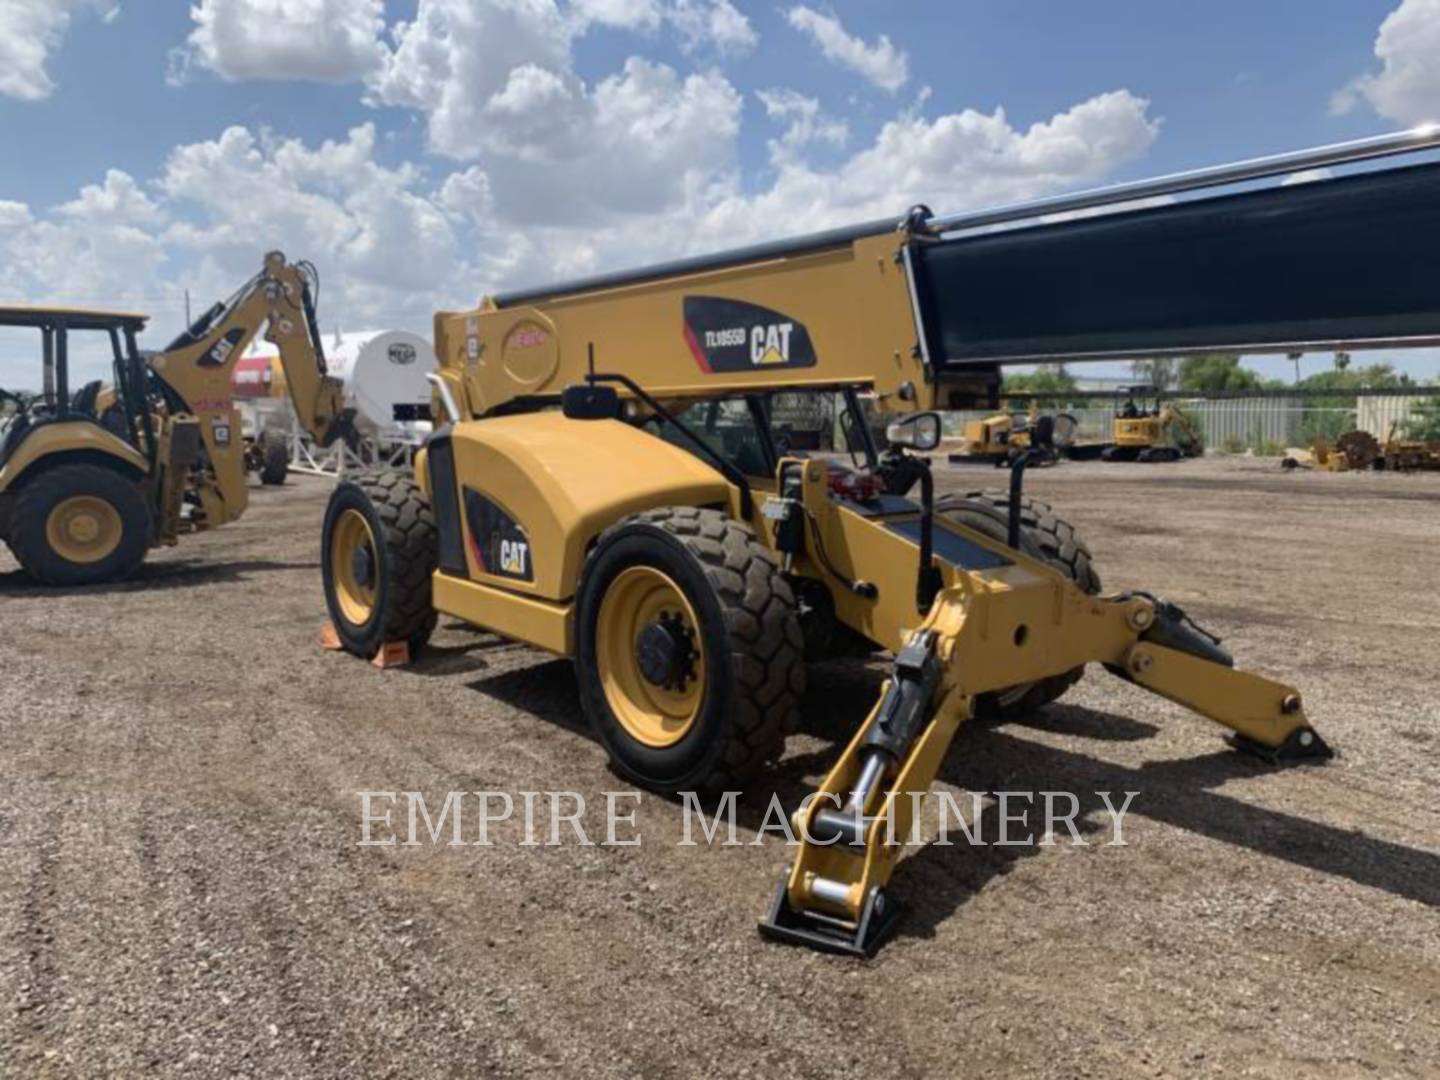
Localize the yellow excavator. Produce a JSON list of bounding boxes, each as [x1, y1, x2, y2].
[[314, 126, 1440, 956], [0, 252, 351, 585], [1102, 385, 1204, 462]]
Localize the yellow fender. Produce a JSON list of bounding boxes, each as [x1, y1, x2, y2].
[[0, 421, 148, 494]]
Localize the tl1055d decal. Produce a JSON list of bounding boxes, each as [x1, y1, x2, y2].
[[683, 296, 817, 373], [463, 488, 534, 582]]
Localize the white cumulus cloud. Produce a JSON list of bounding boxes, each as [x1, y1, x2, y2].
[[1333, 0, 1440, 126], [368, 2, 744, 225], [173, 0, 387, 84], [0, 201, 34, 232], [669, 0, 756, 55], [0, 0, 118, 101], [785, 6, 908, 92], [569, 0, 662, 30], [59, 169, 167, 228], [756, 88, 848, 162]]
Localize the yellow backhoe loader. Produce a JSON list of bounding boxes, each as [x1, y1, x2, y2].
[[0, 252, 350, 585], [950, 402, 1076, 466], [319, 128, 1440, 954]]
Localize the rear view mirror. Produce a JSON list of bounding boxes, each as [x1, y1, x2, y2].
[[886, 411, 942, 452], [562, 383, 621, 420]]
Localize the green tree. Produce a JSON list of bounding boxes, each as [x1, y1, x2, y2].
[[1295, 363, 1414, 443], [1404, 397, 1440, 440], [1297, 362, 1412, 392], [1177, 353, 1263, 392], [1129, 357, 1176, 390], [1001, 364, 1077, 408]]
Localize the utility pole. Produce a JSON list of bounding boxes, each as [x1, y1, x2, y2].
[[184, 288, 191, 324], [1287, 351, 1302, 384]]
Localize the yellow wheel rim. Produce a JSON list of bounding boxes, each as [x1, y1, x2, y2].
[[46, 495, 122, 564], [596, 566, 706, 749], [331, 508, 378, 626]]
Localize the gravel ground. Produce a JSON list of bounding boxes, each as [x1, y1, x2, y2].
[[1, 455, 1437, 1078]]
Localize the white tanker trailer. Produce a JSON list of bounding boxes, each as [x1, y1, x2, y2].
[[236, 328, 435, 446]]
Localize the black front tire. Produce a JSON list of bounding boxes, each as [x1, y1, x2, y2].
[[321, 471, 438, 659], [575, 507, 805, 793], [10, 464, 150, 586], [937, 489, 1101, 719]]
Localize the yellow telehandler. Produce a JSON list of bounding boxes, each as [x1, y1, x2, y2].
[[320, 128, 1440, 954], [0, 253, 351, 585]]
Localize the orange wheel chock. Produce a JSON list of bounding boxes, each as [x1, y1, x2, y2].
[[372, 641, 411, 669]]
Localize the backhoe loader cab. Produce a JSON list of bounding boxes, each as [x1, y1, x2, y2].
[[0, 307, 158, 583], [0, 253, 351, 586], [321, 127, 1440, 954]]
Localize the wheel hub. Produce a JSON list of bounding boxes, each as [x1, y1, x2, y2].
[[351, 543, 375, 588], [46, 495, 122, 564], [635, 613, 696, 691]]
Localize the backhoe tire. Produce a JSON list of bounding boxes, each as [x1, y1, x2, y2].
[[576, 506, 805, 794], [11, 464, 150, 586], [936, 489, 1101, 720], [321, 470, 437, 660], [258, 434, 289, 486]]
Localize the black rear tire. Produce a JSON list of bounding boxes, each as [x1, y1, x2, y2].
[[259, 434, 289, 485], [11, 464, 150, 586], [576, 507, 804, 793], [937, 489, 1101, 719], [321, 471, 438, 659]]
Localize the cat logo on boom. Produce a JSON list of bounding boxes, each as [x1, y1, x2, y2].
[[683, 296, 816, 373], [751, 323, 794, 366]]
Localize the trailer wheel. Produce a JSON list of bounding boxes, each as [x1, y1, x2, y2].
[[576, 507, 804, 793], [258, 433, 289, 485], [321, 471, 437, 659], [937, 489, 1101, 719], [10, 464, 150, 586]]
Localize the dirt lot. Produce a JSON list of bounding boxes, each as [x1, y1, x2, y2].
[[2, 456, 1437, 1078]]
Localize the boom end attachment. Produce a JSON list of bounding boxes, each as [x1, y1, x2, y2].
[[1227, 726, 1334, 765], [757, 874, 902, 958]]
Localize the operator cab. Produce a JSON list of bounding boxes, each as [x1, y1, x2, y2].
[[0, 306, 152, 470], [640, 387, 892, 490], [1116, 384, 1160, 419]]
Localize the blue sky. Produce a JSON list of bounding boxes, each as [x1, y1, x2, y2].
[[1, 0, 1437, 383]]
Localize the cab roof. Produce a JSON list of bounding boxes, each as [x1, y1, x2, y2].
[[0, 304, 149, 331]]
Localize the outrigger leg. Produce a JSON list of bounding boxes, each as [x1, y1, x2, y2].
[[759, 587, 1329, 957]]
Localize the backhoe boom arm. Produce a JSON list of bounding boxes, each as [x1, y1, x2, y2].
[[148, 252, 351, 527]]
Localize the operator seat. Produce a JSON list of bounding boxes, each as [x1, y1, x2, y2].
[[0, 412, 32, 468], [71, 380, 102, 417]]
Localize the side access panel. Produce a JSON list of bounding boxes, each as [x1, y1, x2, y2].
[[420, 412, 734, 654]]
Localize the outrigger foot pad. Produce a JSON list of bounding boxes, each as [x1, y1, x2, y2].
[[1228, 726, 1334, 765], [757, 877, 903, 958]]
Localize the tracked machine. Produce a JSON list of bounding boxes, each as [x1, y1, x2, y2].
[[321, 129, 1440, 954], [0, 253, 351, 585], [1102, 385, 1204, 462]]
